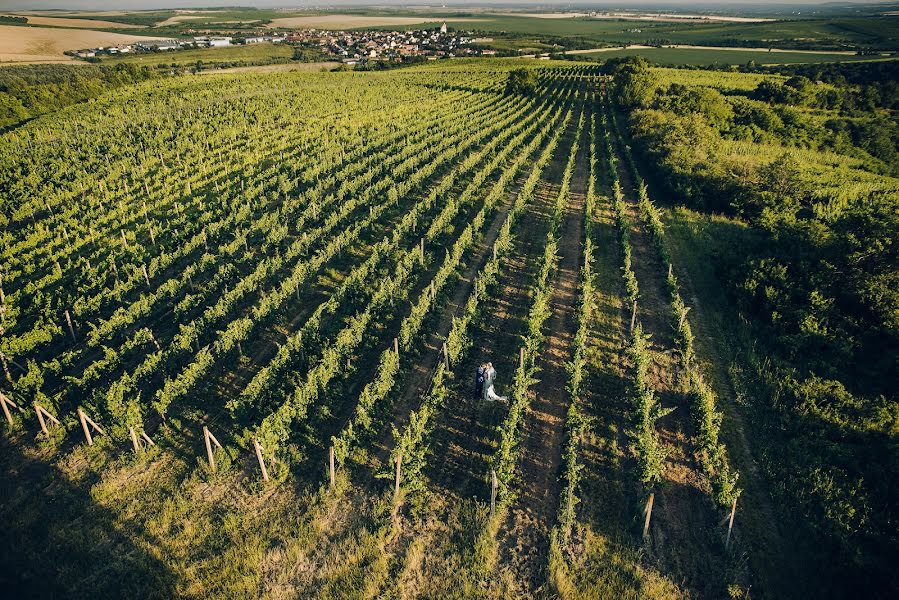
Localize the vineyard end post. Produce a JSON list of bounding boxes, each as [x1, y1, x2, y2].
[[642, 492, 654, 540], [203, 426, 216, 472], [77, 408, 93, 446], [34, 401, 48, 435], [394, 452, 402, 497], [65, 309, 76, 343], [490, 469, 497, 518], [0, 391, 14, 426], [725, 498, 737, 550], [254, 439, 270, 482], [129, 426, 141, 454], [630, 300, 638, 334], [329, 445, 335, 489]]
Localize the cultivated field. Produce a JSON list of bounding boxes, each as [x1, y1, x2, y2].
[[1, 15, 140, 29], [266, 15, 481, 29], [0, 24, 158, 63], [568, 45, 885, 65], [94, 43, 295, 67]]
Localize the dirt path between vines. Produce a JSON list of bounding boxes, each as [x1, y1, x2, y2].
[[423, 128, 565, 500], [367, 168, 527, 472], [609, 118, 737, 597], [494, 110, 588, 597]]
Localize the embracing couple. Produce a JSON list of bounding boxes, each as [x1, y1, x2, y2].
[[475, 362, 507, 402]]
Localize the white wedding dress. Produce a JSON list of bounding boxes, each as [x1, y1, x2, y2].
[[485, 382, 507, 402], [482, 367, 506, 401]]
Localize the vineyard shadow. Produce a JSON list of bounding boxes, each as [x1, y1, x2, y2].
[[0, 439, 177, 599]]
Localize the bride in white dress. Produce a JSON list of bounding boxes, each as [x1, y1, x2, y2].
[[482, 362, 507, 402]]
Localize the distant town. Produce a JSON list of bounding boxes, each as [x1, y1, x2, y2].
[[67, 23, 499, 64]]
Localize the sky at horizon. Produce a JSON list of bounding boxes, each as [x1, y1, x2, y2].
[[1, 0, 894, 11]]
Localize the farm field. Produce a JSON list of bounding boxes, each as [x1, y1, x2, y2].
[[0, 24, 157, 63], [569, 46, 889, 65], [0, 15, 141, 29], [0, 53, 896, 599], [266, 15, 483, 29], [368, 14, 899, 52], [95, 43, 296, 68]]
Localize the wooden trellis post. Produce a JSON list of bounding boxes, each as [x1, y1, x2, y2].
[[0, 350, 12, 384], [33, 402, 60, 435], [490, 469, 498, 518], [394, 452, 402, 497], [77, 408, 105, 446], [642, 493, 654, 540], [443, 342, 450, 369], [725, 497, 737, 550], [64, 309, 76, 343], [419, 238, 425, 263], [203, 426, 223, 472], [393, 337, 399, 358], [129, 426, 141, 454], [128, 426, 156, 454], [668, 263, 673, 279], [141, 264, 151, 287], [1, 391, 17, 425], [254, 439, 269, 482], [519, 347, 525, 372], [630, 300, 638, 334], [329, 445, 336, 488]]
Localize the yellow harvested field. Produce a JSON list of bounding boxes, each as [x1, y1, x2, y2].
[[267, 15, 480, 29], [0, 25, 158, 63], [5, 15, 140, 29], [155, 16, 207, 27]]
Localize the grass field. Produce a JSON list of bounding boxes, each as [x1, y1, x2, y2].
[[93, 43, 296, 68], [571, 46, 891, 65], [198, 62, 340, 75], [266, 15, 483, 29], [372, 14, 899, 52]]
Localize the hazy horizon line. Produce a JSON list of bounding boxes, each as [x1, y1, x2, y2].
[[3, 1, 898, 12]]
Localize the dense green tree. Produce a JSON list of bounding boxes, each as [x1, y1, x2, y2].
[[505, 68, 537, 96], [613, 60, 655, 108]]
